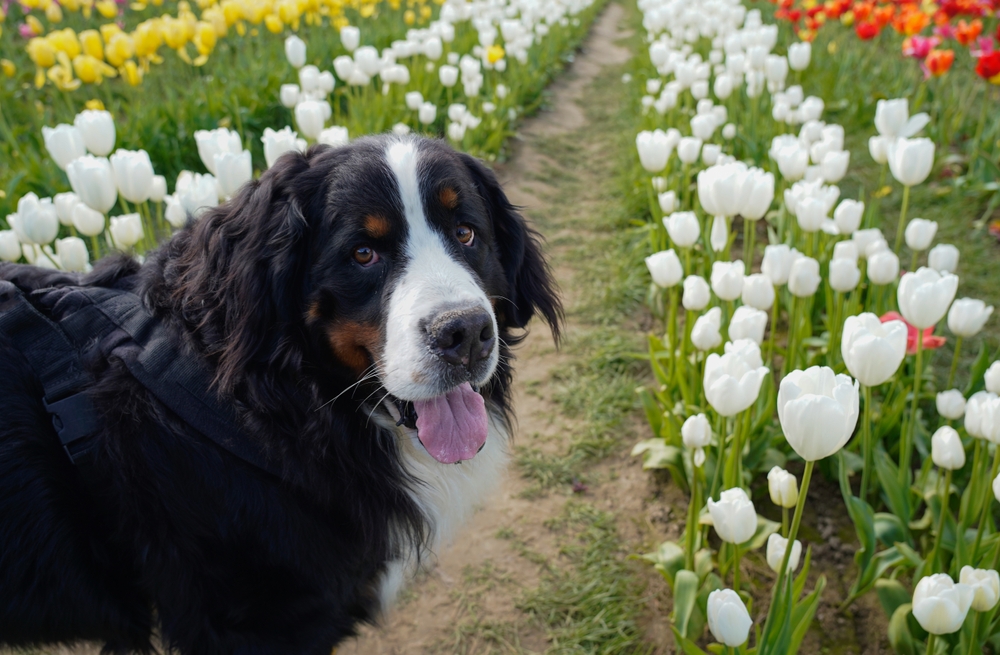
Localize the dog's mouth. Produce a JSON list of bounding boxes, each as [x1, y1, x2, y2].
[[386, 382, 488, 465]]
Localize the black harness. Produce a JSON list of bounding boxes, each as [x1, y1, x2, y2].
[[0, 280, 281, 478]]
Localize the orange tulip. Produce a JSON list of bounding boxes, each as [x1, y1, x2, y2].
[[925, 49, 955, 77], [954, 19, 983, 47]]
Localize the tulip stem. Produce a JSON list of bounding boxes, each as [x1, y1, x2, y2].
[[766, 289, 780, 370], [909, 250, 918, 275], [894, 185, 910, 254], [860, 385, 873, 504], [732, 541, 742, 593], [743, 217, 755, 270], [899, 335, 924, 488], [971, 446, 1000, 564], [711, 413, 725, 499], [685, 464, 700, 571], [782, 507, 789, 538], [946, 337, 963, 391], [668, 288, 679, 370], [784, 296, 800, 377], [925, 633, 935, 655], [928, 468, 952, 575], [759, 460, 814, 654]]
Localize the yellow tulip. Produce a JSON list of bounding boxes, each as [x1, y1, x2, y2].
[[221, 0, 242, 25], [121, 59, 142, 85], [85, 98, 105, 110], [403, 9, 414, 24], [202, 6, 228, 36], [419, 4, 430, 19], [48, 51, 82, 90], [264, 13, 283, 32], [99, 22, 121, 42], [161, 16, 190, 49], [95, 0, 118, 18], [1, 59, 16, 78], [0, 6, 6, 21], [73, 53, 117, 83], [486, 44, 504, 64], [26, 15, 45, 35], [51, 28, 83, 57], [46, 3, 64, 23], [332, 14, 348, 30], [388, 0, 400, 9], [359, 3, 374, 18], [133, 20, 163, 57], [80, 0, 94, 18], [193, 21, 216, 55], [80, 29, 104, 60], [27, 37, 58, 67], [61, 0, 81, 12], [105, 33, 134, 67]]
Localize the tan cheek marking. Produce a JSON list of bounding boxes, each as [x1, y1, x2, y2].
[[364, 214, 391, 239], [439, 187, 459, 210], [306, 300, 323, 323], [327, 320, 382, 375]]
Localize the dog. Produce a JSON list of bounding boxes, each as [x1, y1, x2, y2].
[[0, 135, 560, 654]]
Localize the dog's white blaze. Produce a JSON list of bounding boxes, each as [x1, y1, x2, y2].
[[381, 139, 499, 400]]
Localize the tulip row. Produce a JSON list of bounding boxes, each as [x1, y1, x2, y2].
[[628, 0, 1000, 652], [0, 0, 602, 269]]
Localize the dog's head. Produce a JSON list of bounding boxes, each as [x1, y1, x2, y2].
[[153, 135, 560, 465]]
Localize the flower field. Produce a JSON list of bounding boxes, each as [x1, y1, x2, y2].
[[628, 0, 1000, 652]]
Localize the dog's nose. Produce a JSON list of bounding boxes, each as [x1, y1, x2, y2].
[[427, 307, 495, 369]]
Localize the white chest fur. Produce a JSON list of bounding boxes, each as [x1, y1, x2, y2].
[[372, 406, 510, 613]]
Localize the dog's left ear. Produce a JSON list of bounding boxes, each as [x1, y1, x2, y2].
[[459, 153, 562, 342]]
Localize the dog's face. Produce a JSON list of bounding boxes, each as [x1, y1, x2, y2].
[[177, 135, 560, 466]]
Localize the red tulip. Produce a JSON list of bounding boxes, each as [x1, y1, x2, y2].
[[880, 311, 947, 355], [856, 21, 880, 40], [976, 51, 1000, 83]]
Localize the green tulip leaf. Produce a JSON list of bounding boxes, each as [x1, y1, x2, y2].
[[671, 626, 710, 655], [874, 513, 908, 548], [636, 386, 664, 440], [673, 569, 700, 639], [887, 603, 918, 655], [875, 579, 912, 619], [875, 450, 912, 536], [747, 515, 781, 550], [963, 339, 996, 397], [789, 575, 826, 654], [643, 540, 685, 587]]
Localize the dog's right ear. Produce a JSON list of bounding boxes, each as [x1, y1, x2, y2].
[[158, 145, 343, 397]]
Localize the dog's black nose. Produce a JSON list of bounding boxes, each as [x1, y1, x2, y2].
[[427, 307, 495, 369]]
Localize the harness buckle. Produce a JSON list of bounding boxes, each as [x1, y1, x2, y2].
[[42, 393, 100, 464]]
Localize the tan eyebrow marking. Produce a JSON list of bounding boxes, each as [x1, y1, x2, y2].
[[363, 214, 391, 239], [439, 186, 459, 210]]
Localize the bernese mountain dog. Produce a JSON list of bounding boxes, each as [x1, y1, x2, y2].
[[0, 135, 561, 654]]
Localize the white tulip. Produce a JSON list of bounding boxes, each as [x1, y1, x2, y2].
[[820, 150, 849, 184], [778, 366, 860, 461], [66, 155, 118, 214], [987, 362, 1000, 395], [762, 244, 794, 286], [676, 137, 702, 165], [683, 275, 711, 311], [682, 413, 712, 466], [840, 313, 908, 387], [280, 84, 300, 108], [110, 149, 154, 204], [827, 258, 860, 293], [833, 199, 864, 235], [787, 255, 821, 297], [0, 230, 21, 262], [12, 193, 59, 245], [768, 466, 798, 508], [194, 128, 242, 176], [874, 98, 930, 139], [788, 41, 811, 70], [766, 533, 802, 573], [905, 218, 938, 252], [635, 129, 671, 173], [701, 144, 721, 166], [937, 390, 967, 420], [658, 191, 678, 215], [262, 127, 302, 169], [888, 137, 935, 187], [729, 306, 768, 345], [966, 391, 1000, 441], [439, 65, 459, 87], [995, 470, 1000, 503], [960, 567, 1000, 612], [931, 426, 965, 470], [722, 123, 737, 140], [42, 124, 86, 170], [898, 267, 959, 329], [710, 216, 728, 253], [295, 100, 328, 140], [928, 243, 959, 274], [795, 196, 827, 233], [332, 55, 355, 81], [867, 250, 900, 285], [645, 250, 683, 288], [418, 102, 438, 125], [405, 91, 424, 111], [340, 25, 360, 52], [704, 339, 769, 416], [73, 109, 116, 156], [175, 171, 218, 218], [710, 260, 744, 301], [53, 192, 80, 227], [833, 241, 859, 262], [110, 213, 144, 249], [868, 135, 890, 165], [284, 35, 306, 68], [948, 298, 994, 338], [692, 306, 723, 351], [214, 151, 252, 199], [71, 203, 105, 237], [164, 195, 187, 229], [318, 126, 349, 148], [707, 589, 752, 647], [912, 573, 974, 635], [738, 275, 773, 312], [707, 487, 757, 544], [150, 175, 167, 203], [55, 236, 89, 272]]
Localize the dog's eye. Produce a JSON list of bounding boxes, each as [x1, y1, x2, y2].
[[353, 246, 379, 266], [456, 225, 475, 246]]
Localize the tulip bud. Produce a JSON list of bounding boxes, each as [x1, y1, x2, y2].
[[339, 24, 361, 52], [418, 102, 438, 126], [294, 100, 327, 140], [692, 306, 723, 351], [761, 244, 794, 286], [71, 203, 105, 237], [960, 567, 1000, 612], [729, 306, 768, 345], [704, 340, 768, 416], [829, 258, 861, 293], [841, 313, 908, 387], [280, 84, 301, 108], [284, 35, 306, 68], [788, 41, 811, 71], [888, 137, 935, 187], [766, 533, 802, 573], [110, 213, 144, 249], [644, 250, 683, 288], [676, 137, 702, 165], [110, 149, 155, 204], [898, 267, 959, 330], [912, 573, 974, 635], [905, 218, 937, 252], [42, 124, 86, 170], [987, 362, 1000, 395], [706, 589, 752, 647], [682, 275, 710, 312], [768, 466, 798, 508], [722, 123, 737, 140], [73, 109, 116, 157], [404, 91, 424, 112], [833, 199, 864, 236], [928, 243, 959, 274], [635, 129, 671, 173], [262, 127, 302, 169], [867, 250, 900, 286], [708, 487, 757, 545], [778, 366, 860, 461], [682, 413, 712, 466], [66, 155, 118, 214], [931, 426, 965, 470], [439, 65, 459, 87], [947, 298, 993, 338], [214, 151, 252, 199], [55, 236, 89, 272], [937, 389, 967, 420], [710, 260, 744, 301], [787, 255, 821, 297]]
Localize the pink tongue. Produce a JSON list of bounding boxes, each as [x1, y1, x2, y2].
[[413, 383, 488, 464]]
